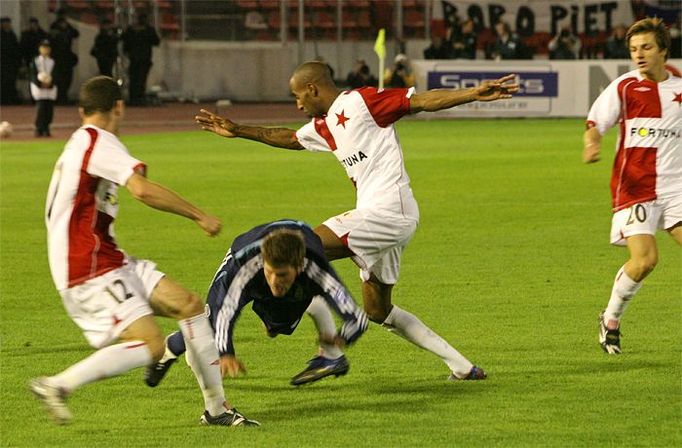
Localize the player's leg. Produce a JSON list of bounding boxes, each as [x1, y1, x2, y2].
[[143, 330, 185, 387], [600, 202, 661, 354], [31, 269, 161, 424], [149, 276, 259, 426], [314, 224, 354, 261], [290, 296, 349, 386], [150, 277, 225, 410], [363, 271, 485, 381]]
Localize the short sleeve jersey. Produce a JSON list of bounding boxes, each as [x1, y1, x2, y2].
[[295, 87, 418, 215], [586, 69, 682, 211], [45, 125, 146, 290]]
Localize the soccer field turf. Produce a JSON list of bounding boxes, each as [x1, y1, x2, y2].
[[1, 119, 680, 447]]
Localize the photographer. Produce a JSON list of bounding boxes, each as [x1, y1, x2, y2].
[[383, 54, 415, 88], [548, 26, 581, 60]]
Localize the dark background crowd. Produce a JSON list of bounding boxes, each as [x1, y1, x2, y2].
[[423, 12, 681, 61], [0, 8, 160, 106]]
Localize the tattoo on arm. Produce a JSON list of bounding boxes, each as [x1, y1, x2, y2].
[[234, 125, 304, 150]]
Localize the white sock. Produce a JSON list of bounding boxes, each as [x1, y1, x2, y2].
[[51, 341, 152, 393], [383, 305, 473, 378], [179, 313, 226, 416], [306, 296, 343, 359], [604, 266, 642, 324]]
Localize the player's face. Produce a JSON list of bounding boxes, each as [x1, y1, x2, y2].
[[263, 262, 298, 297], [290, 77, 322, 118], [629, 32, 667, 79]]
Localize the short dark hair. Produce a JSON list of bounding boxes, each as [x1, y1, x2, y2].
[[79, 76, 122, 116], [261, 229, 305, 269], [627, 17, 671, 60]]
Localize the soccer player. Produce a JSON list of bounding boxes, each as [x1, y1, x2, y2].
[[32, 76, 259, 427], [195, 63, 519, 380], [583, 17, 682, 354], [145, 219, 368, 387]]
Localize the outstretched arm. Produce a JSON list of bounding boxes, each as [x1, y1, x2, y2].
[[126, 173, 221, 236], [410, 74, 519, 113], [195, 109, 304, 150]]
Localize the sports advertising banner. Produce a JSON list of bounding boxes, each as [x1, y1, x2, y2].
[[412, 59, 682, 117]]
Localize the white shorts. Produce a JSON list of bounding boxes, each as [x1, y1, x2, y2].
[[59, 258, 165, 348], [323, 208, 418, 284], [610, 196, 682, 246]]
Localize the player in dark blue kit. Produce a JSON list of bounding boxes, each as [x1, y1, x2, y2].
[[145, 220, 368, 387]]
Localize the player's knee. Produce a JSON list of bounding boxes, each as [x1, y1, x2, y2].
[[176, 292, 204, 319], [630, 254, 658, 280]]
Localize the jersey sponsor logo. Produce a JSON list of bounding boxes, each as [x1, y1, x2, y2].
[[341, 150, 368, 168], [427, 71, 558, 97], [629, 127, 681, 138]]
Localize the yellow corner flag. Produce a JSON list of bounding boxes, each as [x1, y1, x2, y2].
[[374, 28, 386, 59], [374, 28, 386, 89]]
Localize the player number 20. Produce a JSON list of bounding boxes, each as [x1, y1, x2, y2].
[[626, 204, 647, 225]]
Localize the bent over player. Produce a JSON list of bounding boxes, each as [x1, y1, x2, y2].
[[195, 62, 519, 380], [32, 76, 259, 427], [583, 18, 681, 354], [145, 219, 368, 387]]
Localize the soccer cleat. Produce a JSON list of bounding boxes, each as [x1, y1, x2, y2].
[[448, 365, 487, 381], [29, 377, 72, 425], [599, 312, 622, 354], [144, 357, 177, 387], [200, 409, 260, 427], [290, 355, 349, 386]]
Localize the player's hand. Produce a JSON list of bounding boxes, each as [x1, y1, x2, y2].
[[583, 142, 601, 163], [196, 214, 222, 237], [195, 109, 238, 138], [473, 74, 519, 102], [220, 355, 247, 378]]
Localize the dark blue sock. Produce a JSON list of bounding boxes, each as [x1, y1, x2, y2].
[[167, 331, 187, 357]]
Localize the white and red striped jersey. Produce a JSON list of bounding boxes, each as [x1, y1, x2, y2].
[[45, 125, 146, 291], [295, 87, 419, 217], [587, 69, 682, 211]]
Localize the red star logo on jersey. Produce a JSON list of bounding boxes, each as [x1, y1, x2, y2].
[[673, 92, 682, 106], [336, 110, 350, 128]]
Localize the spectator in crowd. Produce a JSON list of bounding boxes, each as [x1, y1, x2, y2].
[[91, 19, 119, 77], [49, 15, 79, 104], [603, 24, 630, 59], [452, 19, 477, 59], [346, 59, 377, 89], [122, 13, 160, 106], [423, 35, 452, 59], [29, 40, 57, 137], [384, 53, 415, 88], [548, 26, 581, 59], [1, 17, 22, 105], [488, 20, 526, 60], [20, 17, 48, 67]]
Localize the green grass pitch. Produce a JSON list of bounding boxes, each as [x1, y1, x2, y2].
[[1, 118, 680, 447]]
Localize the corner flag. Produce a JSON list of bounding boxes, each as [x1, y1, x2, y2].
[[374, 28, 386, 89]]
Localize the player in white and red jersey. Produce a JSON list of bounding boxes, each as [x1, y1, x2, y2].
[[195, 63, 518, 381], [583, 18, 682, 354], [32, 76, 259, 427]]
